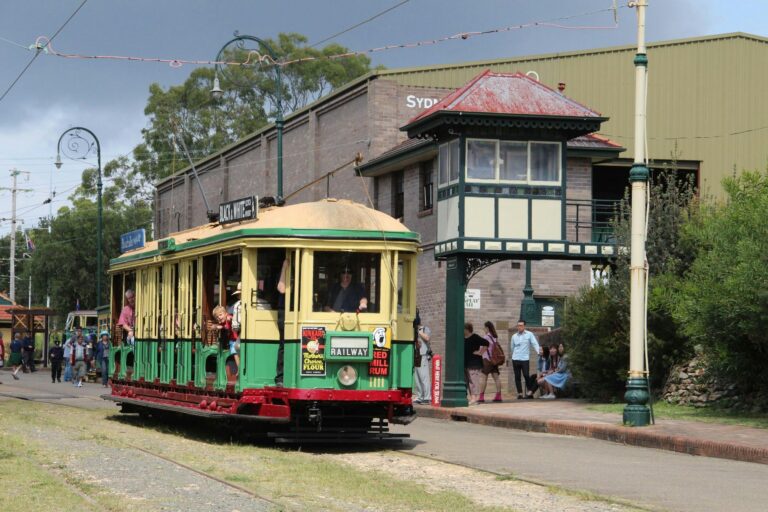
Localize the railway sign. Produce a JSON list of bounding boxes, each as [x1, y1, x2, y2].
[[219, 196, 257, 225]]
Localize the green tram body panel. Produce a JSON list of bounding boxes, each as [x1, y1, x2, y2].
[[110, 337, 415, 393], [107, 200, 420, 400]]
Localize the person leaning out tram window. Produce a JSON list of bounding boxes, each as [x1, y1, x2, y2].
[[117, 289, 136, 345], [212, 305, 239, 376], [324, 265, 368, 313], [275, 258, 288, 387]]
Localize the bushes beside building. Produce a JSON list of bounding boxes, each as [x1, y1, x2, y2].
[[566, 170, 768, 408]]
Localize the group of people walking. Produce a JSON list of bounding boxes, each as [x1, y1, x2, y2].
[[0, 328, 112, 388]]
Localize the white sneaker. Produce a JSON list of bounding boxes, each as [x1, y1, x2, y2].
[[76, 382, 83, 387], [541, 393, 555, 399]]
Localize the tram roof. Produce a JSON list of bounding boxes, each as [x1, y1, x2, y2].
[[112, 199, 419, 265]]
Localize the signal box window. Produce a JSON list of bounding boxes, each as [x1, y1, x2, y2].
[[419, 160, 434, 212], [313, 252, 380, 313], [392, 171, 404, 219]]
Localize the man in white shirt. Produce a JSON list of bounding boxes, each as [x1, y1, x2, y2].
[[413, 310, 432, 404], [510, 320, 540, 399]]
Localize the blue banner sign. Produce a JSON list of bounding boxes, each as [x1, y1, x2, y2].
[[120, 228, 146, 253], [219, 196, 258, 225]]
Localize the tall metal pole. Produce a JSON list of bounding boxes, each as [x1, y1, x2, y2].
[[56, 127, 103, 308], [624, 0, 651, 426], [9, 170, 18, 303], [213, 34, 283, 201]]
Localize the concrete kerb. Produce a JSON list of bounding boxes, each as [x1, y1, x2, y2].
[[415, 405, 768, 465]]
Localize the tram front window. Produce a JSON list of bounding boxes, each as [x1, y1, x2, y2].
[[313, 252, 380, 313]]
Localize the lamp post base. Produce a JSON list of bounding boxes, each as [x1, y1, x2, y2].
[[440, 380, 469, 407], [623, 376, 651, 426]]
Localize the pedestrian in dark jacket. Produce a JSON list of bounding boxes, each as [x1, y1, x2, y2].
[[48, 339, 64, 383], [22, 333, 35, 373]]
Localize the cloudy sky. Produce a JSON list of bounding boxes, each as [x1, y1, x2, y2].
[[0, 0, 765, 235]]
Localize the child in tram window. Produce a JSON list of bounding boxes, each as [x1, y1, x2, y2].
[[212, 305, 240, 374]]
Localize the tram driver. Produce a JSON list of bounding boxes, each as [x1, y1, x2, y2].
[[324, 265, 368, 313]]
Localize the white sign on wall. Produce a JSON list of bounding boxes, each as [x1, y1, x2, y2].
[[541, 305, 555, 327], [465, 289, 481, 309], [405, 94, 441, 109]]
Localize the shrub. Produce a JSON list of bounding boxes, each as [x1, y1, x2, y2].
[[563, 170, 695, 401]]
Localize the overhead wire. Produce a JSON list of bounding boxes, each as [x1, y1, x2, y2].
[[309, 0, 411, 48], [0, 0, 88, 106], [32, 5, 624, 69]]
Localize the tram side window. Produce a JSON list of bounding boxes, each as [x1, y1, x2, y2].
[[313, 252, 380, 313], [254, 249, 286, 310], [222, 252, 242, 311], [397, 257, 413, 314], [201, 254, 220, 326]]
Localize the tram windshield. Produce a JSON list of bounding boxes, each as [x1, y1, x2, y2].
[[313, 252, 380, 313]]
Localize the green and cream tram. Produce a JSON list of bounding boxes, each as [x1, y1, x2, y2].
[[104, 199, 420, 440]]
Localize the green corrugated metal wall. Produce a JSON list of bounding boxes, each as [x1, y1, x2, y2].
[[378, 33, 768, 199]]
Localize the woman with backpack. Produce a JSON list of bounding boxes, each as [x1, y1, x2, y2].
[[479, 321, 504, 403]]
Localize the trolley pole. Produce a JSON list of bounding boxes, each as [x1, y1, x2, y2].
[[624, 0, 652, 426]]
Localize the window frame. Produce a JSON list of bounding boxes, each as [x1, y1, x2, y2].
[[391, 170, 404, 220], [419, 160, 434, 212], [438, 139, 461, 187], [464, 138, 562, 186]]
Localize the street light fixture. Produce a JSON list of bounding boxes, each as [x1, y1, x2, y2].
[[213, 33, 284, 201], [55, 127, 104, 309]]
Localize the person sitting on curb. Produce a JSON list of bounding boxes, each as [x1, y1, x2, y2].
[[538, 343, 570, 399]]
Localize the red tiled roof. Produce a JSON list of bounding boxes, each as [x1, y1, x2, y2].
[[568, 133, 623, 150], [407, 69, 603, 125], [0, 304, 15, 322]]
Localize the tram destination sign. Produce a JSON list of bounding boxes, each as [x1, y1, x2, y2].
[[120, 228, 145, 252], [219, 196, 258, 225]]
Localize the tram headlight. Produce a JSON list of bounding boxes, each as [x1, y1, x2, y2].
[[337, 365, 358, 387]]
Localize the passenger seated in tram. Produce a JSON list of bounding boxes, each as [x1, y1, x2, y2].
[[324, 265, 368, 313]]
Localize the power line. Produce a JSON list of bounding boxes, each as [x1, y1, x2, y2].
[[0, 0, 88, 106], [309, 0, 411, 48]]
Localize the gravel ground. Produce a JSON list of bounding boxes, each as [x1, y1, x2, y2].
[[327, 451, 639, 512], [19, 424, 276, 512]]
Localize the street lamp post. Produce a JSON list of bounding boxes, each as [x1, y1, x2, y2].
[[212, 33, 284, 201], [55, 127, 103, 309]]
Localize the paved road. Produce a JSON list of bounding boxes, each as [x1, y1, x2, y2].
[[392, 417, 766, 512]]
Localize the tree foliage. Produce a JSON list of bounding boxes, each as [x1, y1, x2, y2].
[[672, 171, 768, 394], [22, 199, 152, 315], [86, 32, 374, 202], [563, 170, 696, 400]]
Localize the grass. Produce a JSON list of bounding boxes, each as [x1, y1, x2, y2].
[[588, 401, 768, 429]]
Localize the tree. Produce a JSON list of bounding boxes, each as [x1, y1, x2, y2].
[[22, 199, 152, 315], [673, 171, 768, 397], [562, 169, 696, 400], [102, 32, 374, 196]]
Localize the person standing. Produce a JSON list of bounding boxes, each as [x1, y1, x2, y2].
[[71, 335, 89, 388], [509, 320, 540, 399], [479, 321, 503, 403], [412, 310, 432, 405], [9, 333, 24, 380], [95, 332, 111, 387], [22, 332, 35, 373], [0, 332, 5, 382], [48, 339, 64, 383], [464, 323, 489, 405], [62, 330, 76, 382]]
